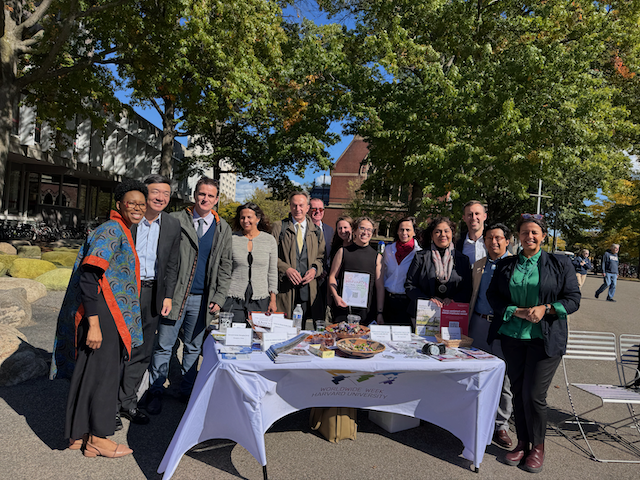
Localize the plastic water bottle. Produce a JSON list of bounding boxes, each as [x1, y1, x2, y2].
[[293, 304, 303, 332], [377, 241, 386, 255]]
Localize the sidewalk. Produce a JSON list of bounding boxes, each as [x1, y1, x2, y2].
[[0, 276, 638, 479]]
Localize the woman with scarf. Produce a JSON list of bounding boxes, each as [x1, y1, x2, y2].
[[378, 217, 421, 326], [405, 216, 472, 320], [51, 179, 147, 458]]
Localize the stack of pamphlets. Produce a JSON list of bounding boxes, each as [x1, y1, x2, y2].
[[265, 333, 312, 363]]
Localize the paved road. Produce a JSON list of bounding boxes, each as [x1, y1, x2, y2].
[[1, 275, 638, 479]]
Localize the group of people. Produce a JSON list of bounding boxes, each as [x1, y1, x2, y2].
[[50, 180, 581, 473]]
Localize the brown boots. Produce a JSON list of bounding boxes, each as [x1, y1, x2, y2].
[[503, 441, 545, 473]]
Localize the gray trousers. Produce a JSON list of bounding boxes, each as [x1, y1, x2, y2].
[[468, 312, 513, 432]]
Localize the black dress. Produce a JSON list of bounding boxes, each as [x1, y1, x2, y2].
[[64, 267, 123, 440], [332, 243, 378, 325]]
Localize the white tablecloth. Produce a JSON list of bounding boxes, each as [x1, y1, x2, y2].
[[158, 335, 506, 478]]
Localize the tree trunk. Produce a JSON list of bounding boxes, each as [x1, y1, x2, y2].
[[160, 97, 176, 178], [0, 75, 18, 214], [409, 182, 422, 215]]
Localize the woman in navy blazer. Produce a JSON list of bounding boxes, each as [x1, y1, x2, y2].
[[487, 215, 580, 473]]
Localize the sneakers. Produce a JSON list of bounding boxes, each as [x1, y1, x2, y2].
[[606, 298, 617, 302], [595, 290, 600, 299]]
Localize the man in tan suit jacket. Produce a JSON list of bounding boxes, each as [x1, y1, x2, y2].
[[468, 223, 514, 449]]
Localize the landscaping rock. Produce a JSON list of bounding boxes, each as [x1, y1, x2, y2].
[[0, 288, 32, 328], [9, 258, 56, 279], [35, 268, 72, 291], [0, 324, 48, 387], [0, 243, 17, 255], [0, 254, 18, 270], [17, 245, 42, 259], [0, 278, 47, 303], [41, 251, 78, 267]]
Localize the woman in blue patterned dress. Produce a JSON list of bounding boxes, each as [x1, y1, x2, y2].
[[51, 180, 147, 458]]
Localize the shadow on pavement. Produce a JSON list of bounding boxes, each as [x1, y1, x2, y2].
[[0, 375, 69, 450]]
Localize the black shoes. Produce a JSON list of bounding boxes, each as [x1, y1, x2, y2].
[[115, 413, 123, 431], [606, 298, 617, 302], [595, 291, 600, 299], [120, 407, 150, 425]]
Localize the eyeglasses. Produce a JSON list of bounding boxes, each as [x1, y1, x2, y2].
[[123, 202, 147, 210], [521, 213, 543, 220], [358, 226, 374, 234], [310, 208, 324, 213]]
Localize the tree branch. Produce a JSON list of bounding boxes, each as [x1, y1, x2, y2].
[[76, 0, 129, 19], [19, 0, 55, 32], [17, 47, 119, 89]]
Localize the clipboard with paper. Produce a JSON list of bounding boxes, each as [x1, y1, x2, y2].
[[342, 271, 370, 308]]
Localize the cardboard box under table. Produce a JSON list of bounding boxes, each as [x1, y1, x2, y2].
[[158, 335, 506, 479]]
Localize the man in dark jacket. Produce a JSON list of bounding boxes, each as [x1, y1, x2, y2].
[[117, 174, 180, 428], [147, 177, 232, 414], [595, 244, 620, 302], [572, 248, 593, 291]]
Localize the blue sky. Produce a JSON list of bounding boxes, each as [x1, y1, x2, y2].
[[115, 3, 355, 202]]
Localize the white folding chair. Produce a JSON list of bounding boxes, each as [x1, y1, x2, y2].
[[619, 334, 640, 388], [559, 330, 640, 463]]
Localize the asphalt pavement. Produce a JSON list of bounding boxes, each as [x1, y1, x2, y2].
[[0, 275, 638, 479]]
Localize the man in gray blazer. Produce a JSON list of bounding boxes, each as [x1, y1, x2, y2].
[[117, 174, 181, 428]]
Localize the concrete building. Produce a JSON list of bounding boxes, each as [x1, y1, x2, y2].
[[2, 101, 190, 230]]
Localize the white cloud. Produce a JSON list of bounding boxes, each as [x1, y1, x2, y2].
[[314, 174, 331, 185], [235, 177, 266, 203]]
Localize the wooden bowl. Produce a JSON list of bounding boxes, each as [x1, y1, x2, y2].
[[326, 323, 370, 339], [336, 338, 385, 358]]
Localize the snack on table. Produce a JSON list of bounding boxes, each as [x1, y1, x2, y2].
[[325, 322, 370, 339], [304, 332, 335, 347], [309, 344, 335, 358], [336, 338, 385, 358]]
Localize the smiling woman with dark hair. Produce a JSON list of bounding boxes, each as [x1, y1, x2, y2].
[[487, 214, 580, 473], [51, 179, 147, 459], [223, 202, 278, 323], [405, 216, 472, 321]]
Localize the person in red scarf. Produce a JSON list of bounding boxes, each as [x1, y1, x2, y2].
[[377, 217, 421, 326]]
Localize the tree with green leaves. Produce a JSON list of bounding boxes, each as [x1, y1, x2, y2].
[[322, 0, 640, 229], [0, 0, 127, 208], [115, 0, 287, 178]]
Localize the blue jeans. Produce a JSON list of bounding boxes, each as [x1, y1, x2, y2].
[[596, 273, 618, 300], [149, 294, 206, 396]]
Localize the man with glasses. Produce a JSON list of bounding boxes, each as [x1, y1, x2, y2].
[[147, 177, 232, 414], [271, 191, 325, 328], [468, 223, 514, 449], [310, 198, 333, 324], [116, 174, 181, 429]]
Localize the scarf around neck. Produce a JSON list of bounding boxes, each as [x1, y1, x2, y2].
[[395, 238, 415, 264], [431, 242, 454, 284]]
